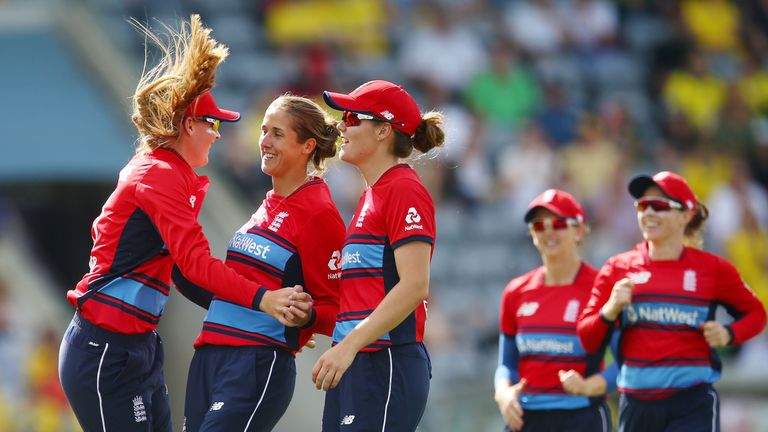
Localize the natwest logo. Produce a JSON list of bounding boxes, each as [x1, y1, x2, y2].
[[405, 207, 421, 224], [328, 250, 342, 271], [341, 250, 362, 266]]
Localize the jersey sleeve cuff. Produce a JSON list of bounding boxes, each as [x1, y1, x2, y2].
[[725, 324, 736, 346], [252, 286, 268, 311], [599, 310, 616, 324]]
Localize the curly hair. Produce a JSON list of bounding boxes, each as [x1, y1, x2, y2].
[[130, 15, 228, 153]]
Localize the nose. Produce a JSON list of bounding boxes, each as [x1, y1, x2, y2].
[[336, 120, 346, 133]]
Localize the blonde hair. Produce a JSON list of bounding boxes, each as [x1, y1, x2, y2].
[[130, 15, 228, 154], [268, 95, 340, 173], [683, 201, 709, 249]]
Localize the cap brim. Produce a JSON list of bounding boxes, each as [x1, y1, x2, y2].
[[208, 108, 240, 122], [323, 91, 369, 113], [628, 175, 656, 199], [524, 204, 564, 223]]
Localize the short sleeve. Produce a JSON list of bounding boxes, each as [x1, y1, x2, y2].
[[384, 179, 435, 250]]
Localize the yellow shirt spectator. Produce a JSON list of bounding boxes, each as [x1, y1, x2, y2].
[[681, 0, 740, 52], [739, 69, 768, 114], [663, 70, 727, 131]]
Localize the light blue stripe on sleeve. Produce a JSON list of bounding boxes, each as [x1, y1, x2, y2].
[[618, 365, 720, 390], [99, 277, 167, 316], [205, 300, 285, 343], [519, 393, 590, 410], [515, 333, 586, 357], [333, 319, 390, 344], [341, 243, 384, 270]]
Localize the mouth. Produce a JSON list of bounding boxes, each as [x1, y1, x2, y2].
[[262, 152, 276, 161]]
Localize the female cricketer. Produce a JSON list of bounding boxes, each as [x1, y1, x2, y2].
[[174, 95, 346, 432], [58, 15, 299, 431], [312, 80, 445, 431], [496, 189, 616, 432], [578, 171, 767, 432]]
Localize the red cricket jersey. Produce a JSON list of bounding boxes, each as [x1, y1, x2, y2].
[[333, 164, 435, 351], [578, 242, 767, 399], [192, 178, 345, 353], [67, 148, 266, 334], [500, 263, 604, 409]]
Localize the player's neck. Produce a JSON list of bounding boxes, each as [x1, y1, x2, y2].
[[272, 170, 310, 197], [647, 238, 685, 261], [358, 156, 399, 187], [542, 253, 581, 286]]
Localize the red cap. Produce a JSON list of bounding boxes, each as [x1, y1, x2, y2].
[[183, 90, 240, 122], [323, 80, 422, 136], [524, 189, 587, 223], [628, 171, 697, 211]]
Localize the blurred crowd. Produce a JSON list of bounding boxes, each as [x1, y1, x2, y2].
[[5, 0, 768, 430]]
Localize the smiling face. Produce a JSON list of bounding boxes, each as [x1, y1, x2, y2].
[[636, 186, 693, 243], [528, 207, 583, 260], [175, 116, 221, 168], [336, 113, 389, 167], [260, 105, 312, 179]]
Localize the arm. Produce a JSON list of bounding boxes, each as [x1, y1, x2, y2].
[[171, 265, 213, 309], [706, 258, 767, 346], [495, 334, 526, 431], [135, 167, 292, 322], [312, 241, 431, 390], [577, 262, 621, 354]]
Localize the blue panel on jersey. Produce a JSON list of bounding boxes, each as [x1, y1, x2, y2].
[[519, 393, 590, 410], [227, 232, 293, 270], [618, 364, 720, 391], [622, 302, 709, 328], [333, 318, 390, 344], [204, 300, 286, 343], [341, 243, 384, 270], [99, 277, 167, 317], [515, 333, 586, 357]]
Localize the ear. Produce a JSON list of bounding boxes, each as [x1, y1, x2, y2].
[[376, 123, 393, 142], [302, 138, 317, 155], [181, 117, 195, 136]]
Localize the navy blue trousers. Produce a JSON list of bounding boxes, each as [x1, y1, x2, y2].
[[59, 313, 171, 432], [504, 401, 612, 432], [619, 385, 720, 432], [322, 343, 431, 432], [183, 345, 295, 432]]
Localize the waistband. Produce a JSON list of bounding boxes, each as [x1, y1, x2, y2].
[[72, 312, 156, 347]]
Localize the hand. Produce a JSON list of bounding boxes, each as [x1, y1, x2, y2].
[[702, 321, 731, 348], [283, 285, 313, 327], [311, 343, 357, 391], [602, 278, 634, 321], [495, 379, 526, 431], [559, 369, 587, 396], [260, 286, 301, 326]]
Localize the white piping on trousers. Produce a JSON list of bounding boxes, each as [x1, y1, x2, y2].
[[708, 389, 719, 432], [381, 348, 393, 432], [97, 343, 110, 432], [244, 350, 277, 432]]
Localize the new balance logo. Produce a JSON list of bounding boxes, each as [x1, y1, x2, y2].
[[627, 271, 651, 284], [517, 302, 539, 317], [209, 402, 224, 411], [341, 415, 355, 425]]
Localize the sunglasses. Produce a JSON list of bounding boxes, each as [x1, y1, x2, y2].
[[342, 111, 404, 128], [634, 197, 684, 212], [528, 218, 579, 232], [187, 116, 221, 133]]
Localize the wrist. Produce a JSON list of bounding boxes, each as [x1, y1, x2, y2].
[[253, 286, 269, 311], [725, 325, 735, 346], [600, 304, 618, 321]]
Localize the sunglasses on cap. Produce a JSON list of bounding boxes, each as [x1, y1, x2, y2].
[[634, 197, 685, 212], [186, 116, 221, 133], [528, 217, 579, 232], [342, 111, 404, 128]]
